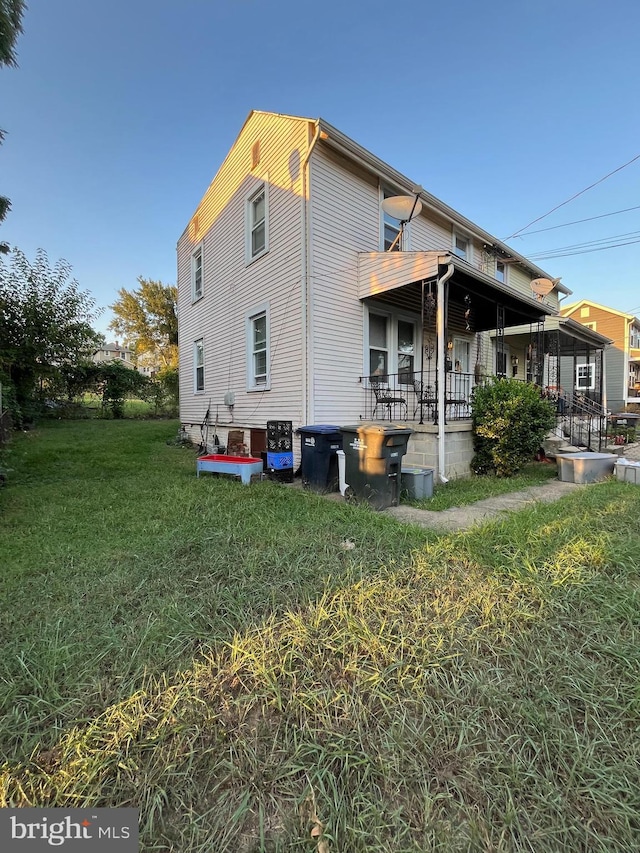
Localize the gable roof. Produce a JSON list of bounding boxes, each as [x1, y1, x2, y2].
[[187, 109, 571, 297], [561, 299, 640, 326]]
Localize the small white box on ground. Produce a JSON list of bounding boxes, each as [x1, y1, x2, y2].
[[556, 452, 617, 484], [401, 466, 434, 500], [615, 459, 640, 485]]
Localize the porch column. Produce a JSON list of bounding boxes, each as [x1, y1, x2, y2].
[[436, 263, 454, 482]]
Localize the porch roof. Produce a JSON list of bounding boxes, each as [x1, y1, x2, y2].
[[499, 316, 613, 350], [357, 251, 556, 331]]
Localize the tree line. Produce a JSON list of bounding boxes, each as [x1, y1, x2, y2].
[[0, 247, 178, 426]]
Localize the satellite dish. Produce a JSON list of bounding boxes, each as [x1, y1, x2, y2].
[[381, 195, 423, 222], [530, 277, 560, 300]]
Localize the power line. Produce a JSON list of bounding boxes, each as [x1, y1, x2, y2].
[[528, 236, 640, 261], [527, 229, 640, 258], [504, 152, 640, 240], [515, 204, 640, 237]]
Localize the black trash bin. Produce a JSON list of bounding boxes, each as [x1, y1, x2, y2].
[[297, 424, 343, 493], [340, 423, 413, 510]]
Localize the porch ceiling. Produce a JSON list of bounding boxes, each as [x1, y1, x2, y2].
[[358, 251, 555, 331]]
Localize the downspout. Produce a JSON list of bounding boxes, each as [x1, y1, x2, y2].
[[437, 262, 455, 483], [300, 123, 323, 425]]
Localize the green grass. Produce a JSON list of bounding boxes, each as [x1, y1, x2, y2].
[[413, 461, 560, 511], [1, 421, 639, 851]]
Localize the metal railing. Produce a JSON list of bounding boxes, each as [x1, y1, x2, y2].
[[546, 389, 608, 451], [360, 371, 474, 423]]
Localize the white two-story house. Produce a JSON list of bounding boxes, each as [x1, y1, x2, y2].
[[177, 111, 606, 479]]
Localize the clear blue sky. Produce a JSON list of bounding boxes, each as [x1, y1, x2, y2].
[[2, 0, 639, 336]]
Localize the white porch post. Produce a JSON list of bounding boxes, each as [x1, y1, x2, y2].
[[437, 263, 455, 483]]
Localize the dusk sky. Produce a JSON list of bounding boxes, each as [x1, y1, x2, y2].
[[2, 0, 639, 336]]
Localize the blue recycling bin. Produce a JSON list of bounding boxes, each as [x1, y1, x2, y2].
[[297, 424, 343, 492]]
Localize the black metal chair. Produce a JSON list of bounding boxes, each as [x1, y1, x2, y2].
[[412, 379, 436, 418], [371, 381, 407, 420]]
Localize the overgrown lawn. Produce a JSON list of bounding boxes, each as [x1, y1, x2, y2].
[[413, 461, 559, 511], [1, 420, 639, 852]]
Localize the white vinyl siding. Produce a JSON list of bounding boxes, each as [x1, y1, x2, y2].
[[308, 148, 378, 424], [177, 112, 308, 432]]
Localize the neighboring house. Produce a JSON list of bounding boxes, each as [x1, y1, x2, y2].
[[561, 300, 640, 413], [136, 350, 163, 378], [177, 111, 607, 480], [92, 341, 136, 369]]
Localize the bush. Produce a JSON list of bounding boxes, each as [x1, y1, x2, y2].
[[471, 378, 556, 477]]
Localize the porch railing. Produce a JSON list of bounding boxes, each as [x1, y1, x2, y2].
[[545, 388, 608, 452], [359, 371, 475, 423]]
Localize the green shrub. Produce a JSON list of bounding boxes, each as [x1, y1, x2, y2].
[[471, 378, 556, 477]]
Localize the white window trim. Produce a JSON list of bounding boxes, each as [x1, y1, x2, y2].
[[194, 338, 205, 393], [495, 259, 507, 284], [246, 183, 269, 264], [191, 244, 204, 303], [245, 302, 271, 391], [365, 308, 419, 382], [576, 363, 595, 391], [452, 229, 472, 263]]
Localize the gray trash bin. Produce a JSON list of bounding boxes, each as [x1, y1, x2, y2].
[[401, 465, 434, 500]]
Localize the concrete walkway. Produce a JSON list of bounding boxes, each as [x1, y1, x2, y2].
[[386, 479, 583, 532]]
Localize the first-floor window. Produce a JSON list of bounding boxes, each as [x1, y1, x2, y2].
[[397, 320, 415, 384], [576, 363, 595, 391], [194, 338, 204, 392], [369, 313, 388, 379], [246, 304, 270, 390], [453, 338, 470, 373]]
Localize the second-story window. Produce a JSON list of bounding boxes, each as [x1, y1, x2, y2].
[[191, 246, 203, 301], [453, 232, 469, 261], [382, 188, 401, 251], [496, 260, 506, 282], [248, 185, 268, 261]]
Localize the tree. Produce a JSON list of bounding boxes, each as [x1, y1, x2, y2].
[[109, 278, 178, 370], [1, 0, 26, 254], [98, 360, 151, 419], [0, 247, 103, 422], [0, 0, 24, 66]]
